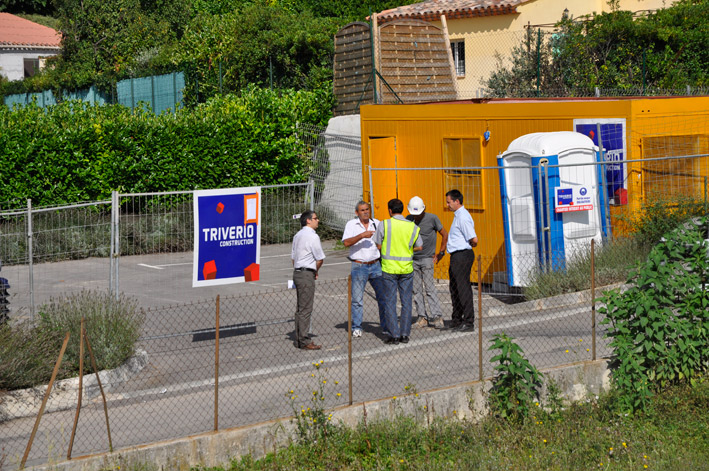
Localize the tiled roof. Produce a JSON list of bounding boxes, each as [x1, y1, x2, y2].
[[376, 0, 528, 23], [0, 13, 61, 48]]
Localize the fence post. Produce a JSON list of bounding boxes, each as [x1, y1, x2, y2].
[[309, 180, 315, 212], [536, 28, 541, 97], [109, 191, 115, 295], [369, 10, 377, 103], [151, 75, 156, 112], [347, 275, 353, 406], [84, 329, 113, 452], [215, 295, 220, 431], [67, 318, 85, 459], [27, 199, 35, 321], [596, 124, 612, 241], [21, 332, 71, 469], [111, 191, 120, 298], [477, 255, 483, 381], [591, 239, 596, 361]]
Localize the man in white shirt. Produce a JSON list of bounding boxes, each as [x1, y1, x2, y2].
[[342, 201, 387, 338], [291, 210, 326, 350], [445, 189, 478, 332]]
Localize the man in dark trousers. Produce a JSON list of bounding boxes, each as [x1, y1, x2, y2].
[[291, 210, 325, 350], [445, 189, 478, 332]]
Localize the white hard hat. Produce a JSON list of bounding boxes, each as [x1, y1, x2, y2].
[[407, 196, 425, 215]]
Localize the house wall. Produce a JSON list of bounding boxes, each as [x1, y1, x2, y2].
[[427, 0, 677, 99], [0, 49, 58, 81], [360, 96, 709, 282]]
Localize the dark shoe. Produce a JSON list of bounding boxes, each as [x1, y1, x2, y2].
[[399, 336, 409, 344], [456, 323, 474, 332], [300, 343, 322, 350], [450, 320, 462, 329], [384, 336, 399, 345]]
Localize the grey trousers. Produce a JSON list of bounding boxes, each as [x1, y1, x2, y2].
[[412, 257, 443, 320], [293, 269, 316, 347]]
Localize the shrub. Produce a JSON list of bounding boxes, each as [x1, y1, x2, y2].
[[0, 85, 332, 207], [37, 291, 145, 376], [0, 321, 65, 390], [0, 291, 145, 390], [621, 193, 708, 249], [599, 217, 709, 412]]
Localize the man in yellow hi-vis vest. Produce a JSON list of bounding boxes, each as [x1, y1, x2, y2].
[[374, 199, 422, 345]]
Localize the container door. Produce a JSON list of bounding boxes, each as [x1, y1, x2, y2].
[[368, 137, 398, 220]]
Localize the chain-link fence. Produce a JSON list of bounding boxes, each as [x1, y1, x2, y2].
[[0, 183, 314, 321], [296, 123, 364, 231], [2, 263, 614, 469], [2, 153, 708, 468], [368, 152, 709, 297]]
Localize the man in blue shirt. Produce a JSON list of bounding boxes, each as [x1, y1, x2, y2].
[[445, 189, 478, 332]]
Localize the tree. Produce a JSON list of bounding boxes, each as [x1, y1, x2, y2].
[[176, 2, 339, 101], [0, 0, 54, 15], [484, 0, 709, 96], [48, 0, 190, 91]]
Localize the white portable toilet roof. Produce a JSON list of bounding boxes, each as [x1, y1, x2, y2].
[[504, 131, 596, 157]]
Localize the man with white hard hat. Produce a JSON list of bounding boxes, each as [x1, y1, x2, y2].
[[406, 196, 448, 329]]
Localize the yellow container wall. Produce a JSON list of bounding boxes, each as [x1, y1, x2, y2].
[[361, 97, 709, 283]]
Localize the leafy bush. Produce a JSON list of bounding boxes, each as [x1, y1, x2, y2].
[[0, 291, 144, 390], [487, 333, 543, 422], [599, 217, 709, 412], [0, 85, 332, 207]]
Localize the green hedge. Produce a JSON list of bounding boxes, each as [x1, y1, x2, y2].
[[0, 85, 333, 207]]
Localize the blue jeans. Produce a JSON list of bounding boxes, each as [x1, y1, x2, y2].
[[381, 271, 414, 339], [350, 261, 387, 333]]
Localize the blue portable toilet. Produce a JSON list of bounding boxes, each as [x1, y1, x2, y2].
[[497, 132, 610, 287]]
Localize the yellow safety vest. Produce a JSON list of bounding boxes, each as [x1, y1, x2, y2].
[[381, 218, 420, 275]]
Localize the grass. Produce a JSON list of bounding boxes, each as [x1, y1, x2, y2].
[[523, 195, 709, 300], [192, 379, 709, 471], [523, 237, 648, 300]]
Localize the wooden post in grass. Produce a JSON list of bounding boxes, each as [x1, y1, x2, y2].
[[478, 255, 483, 381], [215, 294, 220, 432], [21, 332, 71, 469], [67, 319, 85, 459], [84, 328, 113, 452], [347, 275, 353, 406], [591, 239, 597, 361]]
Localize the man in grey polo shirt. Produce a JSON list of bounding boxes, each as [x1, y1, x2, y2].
[[406, 196, 448, 330]]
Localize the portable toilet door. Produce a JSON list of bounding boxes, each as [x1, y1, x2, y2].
[[497, 149, 539, 288], [499, 132, 609, 287]]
